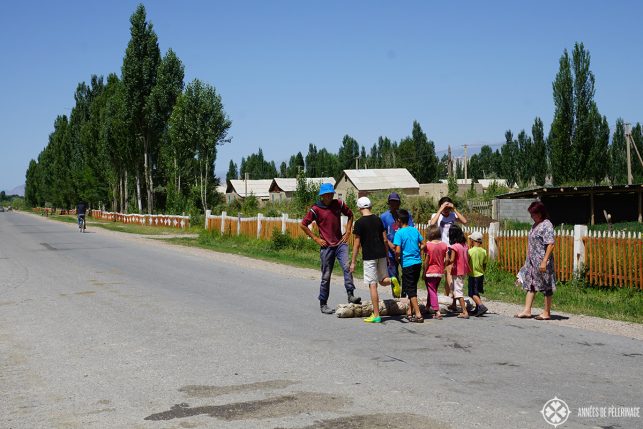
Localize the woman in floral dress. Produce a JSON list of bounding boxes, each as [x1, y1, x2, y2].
[[514, 201, 556, 320]]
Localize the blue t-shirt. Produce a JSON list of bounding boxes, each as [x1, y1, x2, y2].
[[392, 226, 424, 267], [381, 210, 414, 254]]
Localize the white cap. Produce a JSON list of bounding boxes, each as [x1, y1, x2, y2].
[[469, 231, 483, 242], [357, 196, 372, 209]]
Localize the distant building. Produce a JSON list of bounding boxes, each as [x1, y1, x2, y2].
[[268, 177, 336, 202], [225, 179, 273, 204], [494, 184, 643, 225], [334, 169, 420, 201]]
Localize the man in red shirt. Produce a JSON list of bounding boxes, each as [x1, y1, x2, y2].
[[300, 183, 361, 314]]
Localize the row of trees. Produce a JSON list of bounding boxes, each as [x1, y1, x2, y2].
[[230, 43, 642, 188], [24, 4, 231, 214]]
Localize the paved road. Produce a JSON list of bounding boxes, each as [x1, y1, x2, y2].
[[1, 211, 641, 429]]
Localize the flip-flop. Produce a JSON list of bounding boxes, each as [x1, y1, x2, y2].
[[457, 314, 470, 319], [534, 315, 551, 320], [513, 314, 532, 319]]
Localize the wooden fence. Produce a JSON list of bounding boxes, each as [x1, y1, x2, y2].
[[205, 212, 642, 289], [91, 210, 190, 229], [583, 231, 643, 289], [494, 229, 575, 282]]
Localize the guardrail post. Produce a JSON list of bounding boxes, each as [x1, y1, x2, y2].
[[341, 215, 347, 234], [221, 211, 226, 235], [257, 213, 263, 239], [282, 213, 288, 234], [573, 224, 588, 275], [488, 222, 500, 260]]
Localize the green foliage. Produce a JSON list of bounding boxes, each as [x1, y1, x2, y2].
[[609, 119, 627, 184], [25, 4, 227, 217], [398, 121, 439, 183], [482, 181, 510, 201], [239, 148, 279, 179], [241, 193, 259, 213], [465, 182, 477, 200], [269, 227, 292, 250], [447, 175, 458, 198], [292, 173, 320, 213]]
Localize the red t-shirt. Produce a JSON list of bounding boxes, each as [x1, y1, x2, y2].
[[425, 241, 448, 276], [301, 200, 353, 247]]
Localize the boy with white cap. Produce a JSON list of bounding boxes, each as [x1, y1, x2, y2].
[[350, 196, 395, 323], [468, 231, 488, 316]]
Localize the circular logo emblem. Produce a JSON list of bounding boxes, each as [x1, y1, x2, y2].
[[541, 396, 570, 427]]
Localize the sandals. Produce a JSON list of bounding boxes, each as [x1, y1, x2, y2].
[[407, 315, 424, 323], [457, 314, 470, 319], [534, 315, 551, 320], [513, 313, 532, 319]]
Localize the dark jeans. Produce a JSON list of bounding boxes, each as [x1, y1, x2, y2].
[[468, 275, 485, 297], [386, 250, 399, 279], [402, 263, 422, 299], [319, 243, 355, 302]]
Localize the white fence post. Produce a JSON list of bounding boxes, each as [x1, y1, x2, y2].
[[257, 213, 263, 239], [341, 215, 347, 235], [205, 210, 211, 230], [488, 221, 500, 260], [237, 213, 241, 236], [573, 225, 588, 274], [221, 211, 226, 235], [282, 213, 288, 234]]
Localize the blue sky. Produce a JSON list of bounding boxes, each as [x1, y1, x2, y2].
[[1, 0, 642, 192]]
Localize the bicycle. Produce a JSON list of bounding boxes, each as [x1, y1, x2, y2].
[[78, 214, 86, 232]]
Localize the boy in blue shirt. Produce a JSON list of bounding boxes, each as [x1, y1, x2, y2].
[[393, 209, 426, 323]]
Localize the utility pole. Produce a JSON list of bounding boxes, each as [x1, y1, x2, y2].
[[245, 172, 249, 197], [463, 144, 468, 181], [626, 123, 633, 185]]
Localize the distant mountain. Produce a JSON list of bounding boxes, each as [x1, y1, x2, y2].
[[5, 184, 25, 197]]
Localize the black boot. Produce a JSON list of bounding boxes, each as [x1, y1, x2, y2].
[[347, 291, 361, 304]]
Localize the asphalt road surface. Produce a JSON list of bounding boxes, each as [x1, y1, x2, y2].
[[1, 211, 641, 429]]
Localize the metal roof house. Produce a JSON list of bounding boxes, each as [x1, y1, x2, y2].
[[495, 184, 643, 225], [268, 177, 336, 202], [225, 179, 273, 204], [334, 168, 420, 200]]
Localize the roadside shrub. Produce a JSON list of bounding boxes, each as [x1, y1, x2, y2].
[[270, 228, 294, 251]]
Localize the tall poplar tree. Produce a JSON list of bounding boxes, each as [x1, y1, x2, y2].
[[121, 3, 161, 213], [531, 117, 548, 186], [548, 49, 574, 185]]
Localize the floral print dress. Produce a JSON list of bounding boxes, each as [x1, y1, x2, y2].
[[520, 219, 556, 293]]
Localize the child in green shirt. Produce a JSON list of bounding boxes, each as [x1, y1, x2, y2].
[[467, 231, 488, 317]]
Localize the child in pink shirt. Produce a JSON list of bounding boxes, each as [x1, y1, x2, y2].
[[424, 225, 448, 320], [447, 225, 471, 319]]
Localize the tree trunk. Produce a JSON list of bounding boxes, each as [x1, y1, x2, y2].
[[113, 180, 118, 213], [136, 172, 142, 213], [124, 171, 129, 214], [174, 156, 178, 190], [203, 156, 208, 211], [143, 137, 153, 214]]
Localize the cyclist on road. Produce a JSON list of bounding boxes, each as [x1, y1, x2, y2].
[[77, 201, 87, 231]]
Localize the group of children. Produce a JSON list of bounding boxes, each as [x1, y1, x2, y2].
[[351, 196, 488, 324]]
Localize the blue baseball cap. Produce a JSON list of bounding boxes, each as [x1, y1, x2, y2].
[[319, 183, 335, 195], [388, 192, 401, 201]]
